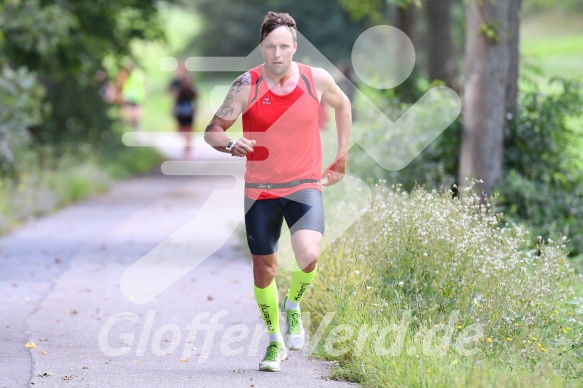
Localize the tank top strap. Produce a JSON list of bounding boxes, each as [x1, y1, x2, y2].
[[247, 65, 265, 106], [296, 62, 319, 102]]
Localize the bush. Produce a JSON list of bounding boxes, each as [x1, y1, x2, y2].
[[0, 65, 45, 172], [349, 74, 583, 260], [346, 79, 460, 191], [304, 184, 582, 386], [498, 77, 583, 256]]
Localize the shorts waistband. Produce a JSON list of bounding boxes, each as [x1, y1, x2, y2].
[[244, 179, 319, 190]]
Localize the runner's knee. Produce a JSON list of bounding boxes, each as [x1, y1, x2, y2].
[[253, 256, 278, 287]]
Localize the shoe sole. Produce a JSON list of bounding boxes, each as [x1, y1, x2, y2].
[[259, 365, 281, 372], [285, 334, 304, 351], [287, 343, 302, 351], [259, 349, 288, 372]]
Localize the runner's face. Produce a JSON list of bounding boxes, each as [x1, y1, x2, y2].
[[260, 26, 297, 77]]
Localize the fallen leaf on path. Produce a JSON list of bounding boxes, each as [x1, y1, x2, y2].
[[25, 342, 37, 348], [62, 375, 73, 380], [179, 358, 189, 363], [37, 372, 53, 377]]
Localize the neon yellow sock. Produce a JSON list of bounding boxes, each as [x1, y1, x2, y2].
[[254, 280, 280, 335], [288, 260, 317, 304]]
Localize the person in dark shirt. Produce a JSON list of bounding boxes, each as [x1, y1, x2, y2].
[[168, 62, 198, 159]]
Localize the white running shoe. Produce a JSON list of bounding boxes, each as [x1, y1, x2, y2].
[[259, 341, 288, 372], [281, 294, 305, 351]]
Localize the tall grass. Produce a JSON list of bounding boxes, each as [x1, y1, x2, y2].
[[298, 183, 582, 387]]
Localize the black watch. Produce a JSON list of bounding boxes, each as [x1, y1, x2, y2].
[[226, 140, 236, 152]]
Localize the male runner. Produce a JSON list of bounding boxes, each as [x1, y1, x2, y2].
[[204, 11, 351, 372]]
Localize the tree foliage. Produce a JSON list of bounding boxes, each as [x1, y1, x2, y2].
[[498, 77, 583, 255], [0, 0, 167, 147], [190, 0, 368, 65], [0, 65, 45, 172]]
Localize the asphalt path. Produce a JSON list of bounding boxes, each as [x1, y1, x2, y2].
[[0, 135, 355, 388]]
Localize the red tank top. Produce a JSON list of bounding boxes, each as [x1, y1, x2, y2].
[[243, 62, 322, 200]]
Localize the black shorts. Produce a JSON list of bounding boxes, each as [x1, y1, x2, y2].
[[175, 115, 193, 127], [244, 189, 325, 255]]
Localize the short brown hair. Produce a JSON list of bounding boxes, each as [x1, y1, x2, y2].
[[260, 11, 297, 42]]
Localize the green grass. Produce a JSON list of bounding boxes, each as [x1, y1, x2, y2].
[[522, 36, 583, 58], [521, 11, 583, 79], [294, 184, 583, 387], [521, 36, 583, 80]]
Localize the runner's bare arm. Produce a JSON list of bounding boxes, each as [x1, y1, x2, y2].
[[204, 72, 256, 156], [314, 68, 352, 186]]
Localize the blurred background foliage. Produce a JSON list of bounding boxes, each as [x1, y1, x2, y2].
[[189, 0, 368, 65], [0, 0, 582, 261], [0, 0, 169, 229], [0, 0, 166, 145]]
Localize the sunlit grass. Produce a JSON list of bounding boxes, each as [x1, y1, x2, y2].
[[521, 11, 583, 79], [522, 35, 583, 58], [521, 35, 583, 79]]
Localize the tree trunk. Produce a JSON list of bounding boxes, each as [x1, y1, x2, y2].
[[459, 0, 516, 196], [426, 0, 458, 90], [395, 4, 419, 50], [505, 0, 522, 122], [394, 4, 420, 102]]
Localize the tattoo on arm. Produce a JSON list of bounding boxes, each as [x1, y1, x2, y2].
[[205, 123, 214, 132], [216, 72, 251, 119]]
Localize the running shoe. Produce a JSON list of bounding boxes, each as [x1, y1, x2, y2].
[[259, 341, 287, 372], [281, 293, 305, 350]]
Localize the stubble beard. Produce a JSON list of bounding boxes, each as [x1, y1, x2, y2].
[[266, 60, 290, 79]]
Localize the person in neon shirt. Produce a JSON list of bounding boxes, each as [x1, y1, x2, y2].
[[120, 63, 147, 130]]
